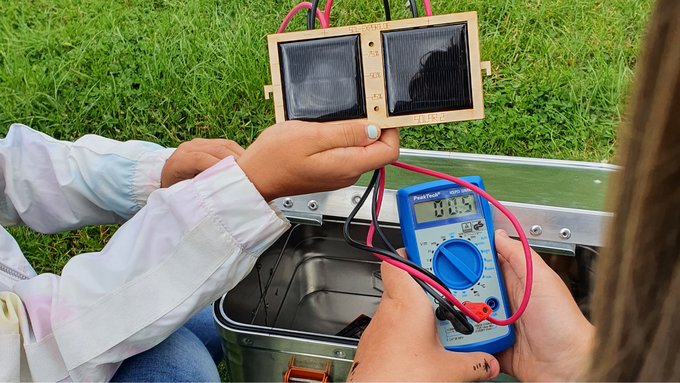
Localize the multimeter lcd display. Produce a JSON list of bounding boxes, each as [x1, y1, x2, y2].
[[413, 194, 478, 223]]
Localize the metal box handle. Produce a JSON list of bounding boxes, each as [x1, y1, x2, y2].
[[284, 357, 331, 383]]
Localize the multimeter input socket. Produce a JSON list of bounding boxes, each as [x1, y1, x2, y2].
[[435, 306, 474, 335], [485, 297, 499, 311]]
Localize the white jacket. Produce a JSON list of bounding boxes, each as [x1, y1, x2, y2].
[[0, 124, 290, 382]]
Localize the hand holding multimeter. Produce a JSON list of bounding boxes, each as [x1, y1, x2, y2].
[[345, 163, 533, 356], [397, 177, 515, 354]]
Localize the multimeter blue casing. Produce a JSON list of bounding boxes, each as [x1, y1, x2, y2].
[[396, 176, 515, 355]]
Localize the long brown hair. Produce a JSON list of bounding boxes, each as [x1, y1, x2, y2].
[[588, 0, 680, 380]]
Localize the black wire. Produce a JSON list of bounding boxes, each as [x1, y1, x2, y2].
[[371, 169, 397, 254], [344, 169, 473, 334], [382, 0, 392, 21], [309, 0, 392, 29], [343, 172, 450, 292], [307, 0, 320, 29], [369, 168, 472, 334], [424, 283, 474, 334], [408, 0, 418, 17]]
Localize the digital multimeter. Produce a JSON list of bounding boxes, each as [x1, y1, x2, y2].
[[396, 177, 515, 354]]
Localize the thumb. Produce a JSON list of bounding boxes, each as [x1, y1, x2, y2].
[[380, 248, 425, 302], [317, 122, 382, 150], [495, 229, 548, 283], [437, 351, 500, 382], [494, 229, 527, 271]]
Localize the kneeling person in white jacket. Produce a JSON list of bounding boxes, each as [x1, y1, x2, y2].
[[0, 121, 399, 382]]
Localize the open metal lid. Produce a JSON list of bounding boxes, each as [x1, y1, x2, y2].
[[272, 148, 616, 248]]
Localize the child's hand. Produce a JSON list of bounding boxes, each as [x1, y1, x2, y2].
[[237, 121, 400, 201], [162, 138, 245, 187], [349, 248, 500, 382], [494, 230, 594, 381]]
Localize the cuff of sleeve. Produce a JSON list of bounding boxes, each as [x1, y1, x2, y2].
[[192, 156, 291, 255], [132, 148, 176, 210]]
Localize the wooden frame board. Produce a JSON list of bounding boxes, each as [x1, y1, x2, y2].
[[264, 12, 490, 129]]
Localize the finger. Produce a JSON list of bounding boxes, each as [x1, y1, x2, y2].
[[213, 139, 245, 156], [319, 128, 400, 174], [315, 122, 384, 150], [182, 152, 221, 177], [494, 230, 529, 274], [437, 351, 500, 382], [495, 230, 546, 280]]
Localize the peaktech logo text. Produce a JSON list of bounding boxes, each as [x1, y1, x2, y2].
[[413, 192, 441, 201]]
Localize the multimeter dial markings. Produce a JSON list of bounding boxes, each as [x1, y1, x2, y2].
[[410, 221, 510, 345]]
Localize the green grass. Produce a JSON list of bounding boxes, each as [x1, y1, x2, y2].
[[0, 0, 651, 273], [0, 0, 651, 379]]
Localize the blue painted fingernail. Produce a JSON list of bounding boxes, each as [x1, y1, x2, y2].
[[367, 125, 379, 139]]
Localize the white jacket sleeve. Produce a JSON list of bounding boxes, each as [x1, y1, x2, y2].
[[0, 124, 175, 233], [11, 156, 291, 382]]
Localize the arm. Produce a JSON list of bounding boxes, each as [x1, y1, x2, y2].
[[9, 121, 399, 382], [0, 124, 174, 233], [12, 157, 291, 381]]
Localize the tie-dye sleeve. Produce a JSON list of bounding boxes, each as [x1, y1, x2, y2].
[[0, 124, 175, 233], [11, 156, 290, 381]]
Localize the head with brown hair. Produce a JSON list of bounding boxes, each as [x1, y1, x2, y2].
[[588, 0, 680, 380]]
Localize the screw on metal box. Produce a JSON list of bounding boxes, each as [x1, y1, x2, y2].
[[282, 198, 294, 208], [559, 228, 572, 239], [351, 195, 362, 206], [530, 225, 542, 236], [242, 337, 253, 345], [308, 200, 319, 210], [333, 350, 346, 358]]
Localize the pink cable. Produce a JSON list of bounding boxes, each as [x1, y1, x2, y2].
[[366, 168, 387, 249], [422, 0, 433, 16], [275, 0, 529, 326], [367, 169, 484, 321], [278, 2, 329, 33], [366, 169, 485, 320], [323, 0, 334, 25], [368, 163, 533, 326]]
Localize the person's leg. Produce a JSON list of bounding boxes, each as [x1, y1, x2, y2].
[[182, 305, 224, 364], [111, 325, 220, 382]]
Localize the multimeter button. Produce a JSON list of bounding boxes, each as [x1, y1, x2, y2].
[[432, 239, 484, 290]]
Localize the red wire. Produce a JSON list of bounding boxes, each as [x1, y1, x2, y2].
[[278, 2, 329, 32], [367, 163, 533, 326], [279, 0, 430, 33], [323, 0, 334, 25], [275, 0, 528, 326], [422, 0, 433, 16], [366, 168, 387, 249]]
